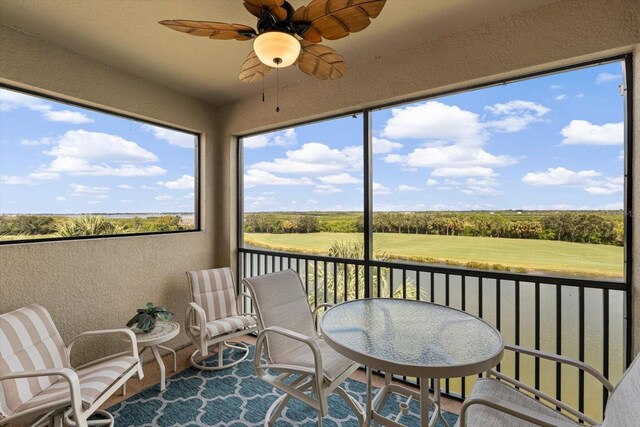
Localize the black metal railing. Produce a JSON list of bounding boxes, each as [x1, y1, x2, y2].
[[238, 247, 628, 422]]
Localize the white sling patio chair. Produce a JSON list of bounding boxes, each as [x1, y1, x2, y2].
[[243, 269, 364, 427], [0, 304, 143, 427], [185, 267, 257, 370], [458, 344, 640, 426]]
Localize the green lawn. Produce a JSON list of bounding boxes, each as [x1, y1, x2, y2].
[[244, 232, 623, 279]]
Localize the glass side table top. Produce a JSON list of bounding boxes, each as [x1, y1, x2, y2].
[[321, 299, 504, 378]]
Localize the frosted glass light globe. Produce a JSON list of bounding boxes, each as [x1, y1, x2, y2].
[[253, 32, 300, 68]]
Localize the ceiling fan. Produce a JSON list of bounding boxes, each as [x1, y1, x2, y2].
[[159, 0, 387, 83]]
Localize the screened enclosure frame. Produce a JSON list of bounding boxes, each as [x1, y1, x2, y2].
[[0, 82, 202, 245], [237, 53, 634, 366]]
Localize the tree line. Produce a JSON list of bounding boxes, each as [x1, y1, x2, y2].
[[0, 214, 189, 239], [244, 211, 623, 246]]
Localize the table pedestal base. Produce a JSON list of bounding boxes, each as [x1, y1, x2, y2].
[[364, 367, 450, 427]]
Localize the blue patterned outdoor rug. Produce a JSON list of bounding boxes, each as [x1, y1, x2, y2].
[[108, 345, 458, 426]]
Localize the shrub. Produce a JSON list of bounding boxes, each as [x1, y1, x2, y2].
[[56, 215, 124, 237]]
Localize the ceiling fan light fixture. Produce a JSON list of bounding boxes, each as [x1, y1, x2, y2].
[[253, 31, 300, 68]]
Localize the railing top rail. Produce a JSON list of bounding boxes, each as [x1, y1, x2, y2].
[[238, 247, 626, 291]]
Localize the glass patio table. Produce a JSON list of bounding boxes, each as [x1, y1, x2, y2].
[[321, 298, 504, 427]]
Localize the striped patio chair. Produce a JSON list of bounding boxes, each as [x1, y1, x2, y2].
[[185, 267, 257, 370], [0, 304, 143, 427]]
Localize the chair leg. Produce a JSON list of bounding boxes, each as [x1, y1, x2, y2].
[[189, 341, 250, 371]]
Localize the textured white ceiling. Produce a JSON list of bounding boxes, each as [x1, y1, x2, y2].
[[0, 0, 555, 105]]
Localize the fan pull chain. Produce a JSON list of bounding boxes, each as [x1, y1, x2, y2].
[[276, 66, 280, 113], [262, 73, 265, 102]]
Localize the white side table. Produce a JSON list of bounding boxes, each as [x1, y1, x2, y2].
[[130, 321, 180, 392]]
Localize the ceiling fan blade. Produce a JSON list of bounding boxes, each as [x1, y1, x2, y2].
[[159, 20, 256, 41], [294, 0, 386, 41], [292, 6, 322, 43], [239, 50, 272, 83], [296, 41, 346, 80], [243, 0, 288, 21]]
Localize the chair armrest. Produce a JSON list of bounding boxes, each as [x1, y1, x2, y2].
[[459, 393, 579, 427], [312, 303, 334, 336], [186, 302, 207, 329], [1, 368, 84, 419], [236, 292, 254, 316], [254, 326, 323, 383], [504, 344, 613, 392], [67, 328, 139, 362]]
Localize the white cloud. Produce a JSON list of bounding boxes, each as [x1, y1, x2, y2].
[[317, 173, 360, 185], [184, 193, 194, 199], [461, 186, 502, 196], [27, 171, 60, 180], [372, 137, 402, 154], [245, 196, 276, 207], [522, 167, 600, 186], [379, 101, 519, 179], [555, 94, 567, 101], [383, 154, 408, 164], [118, 184, 134, 189], [43, 110, 93, 124], [397, 184, 421, 192], [158, 174, 194, 190], [584, 177, 623, 195], [155, 194, 173, 201], [120, 199, 133, 203], [141, 185, 161, 189], [549, 84, 563, 90], [373, 182, 391, 195], [244, 169, 313, 188], [31, 130, 167, 177], [575, 93, 584, 99], [142, 124, 195, 148], [249, 142, 361, 175], [382, 101, 486, 144], [70, 183, 109, 194], [313, 184, 342, 194], [243, 128, 297, 149], [55, 196, 66, 201], [560, 120, 623, 145], [596, 73, 621, 84], [425, 179, 438, 186], [484, 100, 550, 133], [45, 130, 157, 163], [21, 137, 55, 146], [0, 89, 93, 123], [598, 202, 623, 210], [0, 175, 32, 185], [522, 167, 622, 196], [431, 166, 497, 177]]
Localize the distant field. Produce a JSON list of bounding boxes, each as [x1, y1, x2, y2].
[[244, 232, 623, 279]]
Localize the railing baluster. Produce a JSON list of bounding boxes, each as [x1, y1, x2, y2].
[[445, 273, 450, 395], [461, 275, 467, 399], [314, 260, 318, 308], [323, 261, 328, 305], [602, 288, 609, 410], [343, 262, 348, 302], [416, 271, 421, 301], [280, 255, 283, 271], [579, 286, 585, 418], [390, 267, 395, 298], [377, 265, 381, 298], [496, 278, 501, 372], [535, 282, 541, 395], [333, 262, 338, 304], [305, 259, 309, 294], [355, 263, 360, 299], [402, 268, 407, 299], [556, 284, 561, 407], [272, 254, 276, 273], [515, 280, 520, 383], [430, 272, 434, 303], [478, 277, 483, 318]]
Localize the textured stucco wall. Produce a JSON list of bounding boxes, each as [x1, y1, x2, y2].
[[218, 0, 640, 355], [0, 25, 220, 363]]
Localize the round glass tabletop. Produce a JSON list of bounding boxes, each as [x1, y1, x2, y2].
[[321, 299, 504, 378]]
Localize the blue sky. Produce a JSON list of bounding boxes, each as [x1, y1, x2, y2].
[[0, 89, 196, 214], [243, 61, 625, 212]]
